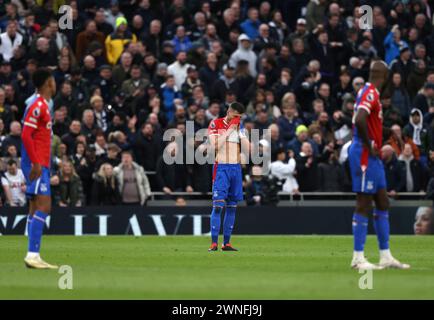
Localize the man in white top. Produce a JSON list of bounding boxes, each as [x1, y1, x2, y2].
[[269, 148, 299, 194], [0, 20, 23, 62], [1, 159, 26, 206], [168, 50, 191, 89]]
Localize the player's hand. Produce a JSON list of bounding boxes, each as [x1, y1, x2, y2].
[[229, 116, 240, 129], [29, 163, 42, 181]]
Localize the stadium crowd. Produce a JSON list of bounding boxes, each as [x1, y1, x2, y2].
[[1, 0, 434, 207]]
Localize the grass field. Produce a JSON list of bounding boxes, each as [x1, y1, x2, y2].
[[0, 235, 433, 300]]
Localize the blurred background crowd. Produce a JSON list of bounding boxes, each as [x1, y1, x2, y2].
[[1, 0, 434, 207]]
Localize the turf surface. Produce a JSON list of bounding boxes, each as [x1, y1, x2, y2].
[[0, 235, 433, 299]]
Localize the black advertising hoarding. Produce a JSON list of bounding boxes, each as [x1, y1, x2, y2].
[[0, 205, 422, 235]]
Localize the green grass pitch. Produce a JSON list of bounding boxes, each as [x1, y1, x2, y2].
[[0, 235, 433, 299]]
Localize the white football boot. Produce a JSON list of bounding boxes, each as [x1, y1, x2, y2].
[[378, 250, 410, 270], [351, 252, 384, 270]]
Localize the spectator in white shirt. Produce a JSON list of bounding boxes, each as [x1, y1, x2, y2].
[[168, 50, 191, 89], [1, 159, 26, 206], [269, 148, 299, 194], [0, 20, 23, 62]]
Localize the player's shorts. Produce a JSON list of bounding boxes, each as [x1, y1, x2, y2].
[[22, 165, 51, 198], [348, 140, 386, 194], [212, 163, 244, 202]]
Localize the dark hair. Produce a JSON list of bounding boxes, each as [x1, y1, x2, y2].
[[7, 159, 17, 166], [229, 102, 245, 114], [32, 68, 52, 89]]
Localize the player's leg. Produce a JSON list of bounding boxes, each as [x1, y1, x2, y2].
[[26, 198, 35, 235], [348, 143, 383, 269], [209, 165, 229, 251], [222, 165, 243, 251], [24, 168, 57, 269], [373, 188, 410, 269], [353, 193, 372, 257]]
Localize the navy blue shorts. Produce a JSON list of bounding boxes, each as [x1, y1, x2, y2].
[[348, 141, 386, 194], [212, 164, 244, 202]]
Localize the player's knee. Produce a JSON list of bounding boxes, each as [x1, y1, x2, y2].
[[376, 199, 389, 212], [226, 200, 237, 208], [212, 200, 225, 214]]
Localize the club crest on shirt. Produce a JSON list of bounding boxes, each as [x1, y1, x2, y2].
[[366, 93, 374, 102]]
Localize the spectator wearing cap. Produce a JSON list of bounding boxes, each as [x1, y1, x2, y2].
[[181, 65, 201, 100], [211, 64, 239, 102], [413, 82, 434, 115], [105, 16, 137, 65], [390, 45, 414, 86], [172, 25, 192, 55], [287, 124, 319, 156], [384, 24, 409, 65], [187, 41, 206, 69], [286, 18, 309, 50], [75, 20, 106, 62], [168, 50, 191, 89], [229, 34, 257, 78]]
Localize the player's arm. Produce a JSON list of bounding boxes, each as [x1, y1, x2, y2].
[[22, 108, 43, 180], [354, 108, 377, 156]]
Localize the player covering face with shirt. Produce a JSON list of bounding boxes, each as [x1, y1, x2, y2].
[[21, 68, 58, 269], [207, 102, 251, 251], [349, 60, 410, 270]]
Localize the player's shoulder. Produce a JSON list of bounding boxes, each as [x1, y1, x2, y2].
[[209, 117, 224, 129]]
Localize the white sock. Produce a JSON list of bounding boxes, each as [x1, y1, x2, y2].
[[353, 251, 365, 260], [380, 249, 392, 260], [26, 252, 40, 259]]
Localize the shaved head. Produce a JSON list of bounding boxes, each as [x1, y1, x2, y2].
[[369, 60, 389, 95]]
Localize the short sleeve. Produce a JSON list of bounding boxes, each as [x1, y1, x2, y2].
[[358, 89, 377, 114], [23, 102, 44, 129], [1, 177, 8, 186]]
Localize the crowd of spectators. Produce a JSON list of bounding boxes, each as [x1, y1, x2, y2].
[[1, 0, 434, 207]]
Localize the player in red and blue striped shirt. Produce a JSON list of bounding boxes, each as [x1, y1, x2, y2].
[[21, 68, 58, 269], [349, 61, 410, 270]]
